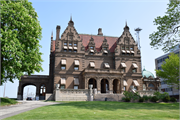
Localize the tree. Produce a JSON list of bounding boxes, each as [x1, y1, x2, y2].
[[156, 53, 179, 88], [149, 0, 180, 53], [1, 0, 43, 85]]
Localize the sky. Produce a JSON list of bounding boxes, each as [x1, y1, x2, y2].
[[0, 0, 170, 98]]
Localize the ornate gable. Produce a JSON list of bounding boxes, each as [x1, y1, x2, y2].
[[118, 23, 137, 46], [61, 19, 81, 41], [101, 37, 109, 52]]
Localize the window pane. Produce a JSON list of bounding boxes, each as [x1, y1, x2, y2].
[[74, 66, 79, 70], [61, 66, 66, 70], [64, 42, 67, 46], [69, 42, 72, 46], [69, 49, 72, 52], [74, 43, 77, 46], [74, 50, 77, 53], [64, 49, 67, 52], [74, 86, 78, 89], [60, 85, 65, 89], [90, 46, 94, 49]]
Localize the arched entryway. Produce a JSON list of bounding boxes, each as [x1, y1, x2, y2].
[[39, 84, 46, 100], [22, 83, 37, 100], [101, 79, 109, 93], [88, 78, 97, 89], [113, 79, 119, 93]]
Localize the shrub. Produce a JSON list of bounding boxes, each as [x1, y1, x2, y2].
[[148, 96, 152, 101], [170, 97, 177, 102], [123, 91, 134, 100], [162, 96, 170, 102], [139, 97, 145, 102], [151, 96, 159, 102], [142, 95, 149, 101], [121, 97, 126, 101], [125, 98, 130, 102]]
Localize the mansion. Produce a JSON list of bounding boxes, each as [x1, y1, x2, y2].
[[17, 18, 160, 100]]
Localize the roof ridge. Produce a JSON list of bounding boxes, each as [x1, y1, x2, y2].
[[79, 33, 119, 38]]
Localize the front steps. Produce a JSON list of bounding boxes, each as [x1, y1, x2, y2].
[[94, 94, 124, 101]]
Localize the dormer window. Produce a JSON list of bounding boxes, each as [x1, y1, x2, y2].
[[122, 46, 125, 50], [90, 46, 94, 49], [74, 43, 77, 47], [69, 42, 72, 46]]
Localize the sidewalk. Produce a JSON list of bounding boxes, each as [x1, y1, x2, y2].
[[0, 100, 59, 120]]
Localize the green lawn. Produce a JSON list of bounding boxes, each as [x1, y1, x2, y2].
[[4, 101, 179, 120], [0, 97, 18, 106]]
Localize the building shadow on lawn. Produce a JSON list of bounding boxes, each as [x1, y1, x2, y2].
[[48, 101, 179, 111]]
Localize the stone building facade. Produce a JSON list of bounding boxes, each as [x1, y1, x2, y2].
[[17, 18, 160, 100]]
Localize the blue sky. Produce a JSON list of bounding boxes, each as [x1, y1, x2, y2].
[[0, 0, 169, 98]]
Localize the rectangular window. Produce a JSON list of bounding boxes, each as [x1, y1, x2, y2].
[[122, 46, 125, 50], [121, 68, 125, 73], [74, 66, 79, 70], [60, 85, 65, 89], [69, 49, 72, 52], [69, 42, 72, 46], [74, 86, 79, 89], [64, 49, 67, 52], [64, 42, 67, 46], [74, 43, 77, 47], [130, 47, 134, 50], [124, 86, 126, 91], [90, 46, 94, 49], [61, 65, 66, 70], [74, 50, 77, 53], [132, 68, 137, 73], [104, 47, 107, 50], [126, 47, 129, 50]]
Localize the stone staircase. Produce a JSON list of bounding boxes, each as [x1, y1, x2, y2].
[[93, 94, 124, 101]]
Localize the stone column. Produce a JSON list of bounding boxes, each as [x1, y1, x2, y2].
[[36, 85, 39, 100], [97, 78, 101, 94], [109, 79, 113, 94], [120, 78, 124, 94], [85, 77, 89, 89]]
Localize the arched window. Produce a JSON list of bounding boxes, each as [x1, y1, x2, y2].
[[148, 83, 155, 87]]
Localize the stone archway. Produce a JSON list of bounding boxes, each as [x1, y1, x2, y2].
[[21, 83, 37, 100], [88, 78, 97, 89], [101, 79, 109, 93]]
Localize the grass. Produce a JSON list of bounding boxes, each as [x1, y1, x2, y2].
[[0, 97, 18, 106], [4, 101, 179, 120]]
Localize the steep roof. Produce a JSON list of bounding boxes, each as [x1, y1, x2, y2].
[[79, 34, 119, 52]]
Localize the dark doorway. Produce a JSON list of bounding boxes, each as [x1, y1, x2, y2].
[[39, 84, 46, 100], [101, 79, 109, 93], [113, 79, 119, 93]]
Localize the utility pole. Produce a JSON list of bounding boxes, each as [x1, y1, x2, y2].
[[3, 81, 6, 97], [27, 88, 29, 97]]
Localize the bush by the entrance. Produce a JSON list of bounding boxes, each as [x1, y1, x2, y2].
[[162, 96, 171, 102], [151, 96, 159, 102], [125, 98, 130, 102], [139, 97, 145, 102], [170, 97, 177, 102]]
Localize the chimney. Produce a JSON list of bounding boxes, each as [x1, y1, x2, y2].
[[56, 25, 61, 40], [98, 28, 103, 35]]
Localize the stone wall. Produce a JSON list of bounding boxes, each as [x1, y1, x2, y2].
[[55, 89, 90, 101]]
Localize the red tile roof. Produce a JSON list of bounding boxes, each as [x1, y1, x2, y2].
[[52, 34, 119, 53], [79, 34, 119, 52]]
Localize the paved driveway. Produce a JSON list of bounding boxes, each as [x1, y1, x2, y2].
[[0, 100, 59, 120]]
